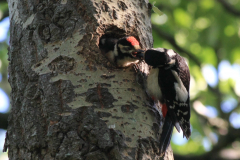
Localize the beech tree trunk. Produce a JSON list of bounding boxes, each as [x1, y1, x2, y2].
[[4, 0, 173, 159]]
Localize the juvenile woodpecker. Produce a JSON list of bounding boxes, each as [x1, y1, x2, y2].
[[136, 48, 191, 155], [99, 36, 141, 67]]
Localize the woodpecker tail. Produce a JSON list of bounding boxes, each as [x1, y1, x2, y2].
[[159, 113, 174, 155]]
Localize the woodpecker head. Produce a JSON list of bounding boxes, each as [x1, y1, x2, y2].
[[100, 36, 142, 67], [136, 48, 177, 68], [116, 36, 141, 55]]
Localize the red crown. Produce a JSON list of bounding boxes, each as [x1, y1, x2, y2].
[[126, 36, 139, 46]]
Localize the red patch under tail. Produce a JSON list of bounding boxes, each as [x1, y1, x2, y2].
[[161, 104, 168, 117]]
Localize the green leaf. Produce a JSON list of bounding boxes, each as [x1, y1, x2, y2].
[[231, 47, 240, 64], [173, 8, 192, 28], [152, 1, 164, 16]]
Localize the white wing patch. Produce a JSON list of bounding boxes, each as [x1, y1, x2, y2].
[[168, 59, 175, 65], [169, 105, 175, 109], [166, 49, 176, 57], [147, 68, 162, 99], [156, 48, 165, 52], [171, 70, 188, 102], [177, 110, 188, 116], [174, 101, 188, 107]]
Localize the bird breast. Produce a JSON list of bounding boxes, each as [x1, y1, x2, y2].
[[147, 68, 162, 100]]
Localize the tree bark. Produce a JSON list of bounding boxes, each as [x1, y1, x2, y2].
[[4, 0, 173, 159]]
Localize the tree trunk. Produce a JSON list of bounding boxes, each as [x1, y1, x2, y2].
[[4, 0, 173, 159]]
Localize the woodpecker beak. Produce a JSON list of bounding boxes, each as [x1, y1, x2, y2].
[[135, 49, 145, 60], [131, 45, 141, 57]]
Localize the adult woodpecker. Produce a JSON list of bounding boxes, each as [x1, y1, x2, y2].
[[99, 36, 141, 67], [136, 48, 191, 155]]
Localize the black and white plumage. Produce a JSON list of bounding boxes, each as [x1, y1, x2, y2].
[[136, 48, 191, 155], [99, 36, 141, 67]]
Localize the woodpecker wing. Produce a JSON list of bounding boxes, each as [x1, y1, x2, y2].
[[158, 54, 191, 139]]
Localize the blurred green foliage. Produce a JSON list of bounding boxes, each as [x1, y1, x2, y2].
[[0, 1, 10, 96], [0, 42, 10, 95], [149, 0, 240, 156]]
